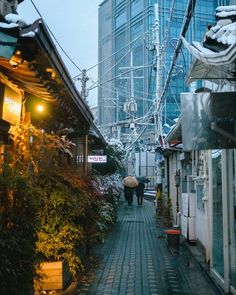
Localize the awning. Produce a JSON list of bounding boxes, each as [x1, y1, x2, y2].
[[164, 117, 182, 145], [186, 58, 236, 84]]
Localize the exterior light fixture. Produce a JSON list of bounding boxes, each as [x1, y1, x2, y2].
[[9, 56, 21, 68], [36, 105, 44, 113], [46, 68, 57, 79], [130, 122, 135, 129], [174, 170, 180, 187], [9, 50, 23, 69]]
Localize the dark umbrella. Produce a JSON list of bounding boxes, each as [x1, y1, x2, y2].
[[135, 176, 150, 184]]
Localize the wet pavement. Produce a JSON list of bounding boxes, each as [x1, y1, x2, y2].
[[69, 198, 223, 295]]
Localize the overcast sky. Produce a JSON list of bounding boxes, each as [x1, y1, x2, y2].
[[18, 0, 101, 107]]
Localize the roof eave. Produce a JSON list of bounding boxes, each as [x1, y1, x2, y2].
[[20, 19, 94, 126]]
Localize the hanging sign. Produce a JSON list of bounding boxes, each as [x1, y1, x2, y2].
[[88, 155, 107, 163], [0, 84, 22, 125]]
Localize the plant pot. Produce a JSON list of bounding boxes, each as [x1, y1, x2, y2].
[[165, 229, 181, 247], [36, 261, 72, 292]]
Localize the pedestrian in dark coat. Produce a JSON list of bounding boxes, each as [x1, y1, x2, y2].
[[136, 182, 145, 205], [124, 185, 134, 206]]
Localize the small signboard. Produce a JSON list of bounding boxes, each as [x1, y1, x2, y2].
[[88, 155, 107, 163], [0, 84, 22, 125]]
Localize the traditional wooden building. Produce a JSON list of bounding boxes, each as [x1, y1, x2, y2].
[[0, 17, 105, 174]]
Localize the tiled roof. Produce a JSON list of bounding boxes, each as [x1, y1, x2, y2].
[[182, 5, 236, 65]]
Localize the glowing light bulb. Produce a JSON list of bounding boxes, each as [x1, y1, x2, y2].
[[37, 105, 44, 113]]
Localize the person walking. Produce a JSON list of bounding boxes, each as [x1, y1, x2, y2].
[[124, 185, 134, 206], [136, 182, 145, 205], [122, 176, 138, 207]]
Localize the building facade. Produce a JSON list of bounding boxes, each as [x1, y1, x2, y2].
[[163, 2, 236, 293], [98, 0, 221, 145]]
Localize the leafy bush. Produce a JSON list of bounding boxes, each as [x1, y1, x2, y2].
[[92, 141, 125, 175], [0, 165, 38, 294], [0, 125, 120, 292], [34, 174, 85, 277]]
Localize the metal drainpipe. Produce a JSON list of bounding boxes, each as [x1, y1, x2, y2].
[[167, 154, 170, 203], [84, 135, 88, 176]]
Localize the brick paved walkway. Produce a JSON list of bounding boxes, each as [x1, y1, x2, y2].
[[72, 198, 222, 295]]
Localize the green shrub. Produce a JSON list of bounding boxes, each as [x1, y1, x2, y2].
[[34, 174, 85, 277], [0, 166, 37, 294], [0, 126, 120, 293]]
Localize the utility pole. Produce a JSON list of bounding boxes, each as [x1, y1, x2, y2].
[[153, 3, 163, 186], [78, 69, 89, 101], [154, 3, 162, 143], [102, 91, 120, 140], [120, 51, 143, 122], [119, 51, 140, 175], [115, 90, 122, 141], [116, 89, 119, 124]]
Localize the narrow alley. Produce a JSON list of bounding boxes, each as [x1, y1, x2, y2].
[[70, 198, 222, 295]]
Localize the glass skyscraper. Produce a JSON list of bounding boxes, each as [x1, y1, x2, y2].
[[98, 0, 228, 143]]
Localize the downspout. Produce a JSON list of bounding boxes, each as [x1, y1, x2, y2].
[[84, 135, 88, 176], [167, 154, 170, 213]]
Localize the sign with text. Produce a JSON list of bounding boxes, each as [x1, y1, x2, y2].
[[0, 84, 22, 125], [88, 155, 107, 163]]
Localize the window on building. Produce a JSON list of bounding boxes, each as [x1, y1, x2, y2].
[[116, 0, 124, 5], [115, 32, 126, 51], [149, 0, 155, 4], [133, 43, 144, 65], [130, 20, 143, 41], [131, 0, 144, 18], [115, 9, 127, 28]]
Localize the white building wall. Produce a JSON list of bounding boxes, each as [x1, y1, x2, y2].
[[193, 150, 210, 255]]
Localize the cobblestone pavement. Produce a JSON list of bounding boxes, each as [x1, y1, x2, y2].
[[72, 198, 222, 295]]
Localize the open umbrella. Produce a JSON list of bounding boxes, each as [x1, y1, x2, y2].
[[122, 176, 139, 188], [135, 176, 150, 184]]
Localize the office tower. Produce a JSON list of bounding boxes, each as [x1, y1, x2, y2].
[[98, 0, 228, 144]]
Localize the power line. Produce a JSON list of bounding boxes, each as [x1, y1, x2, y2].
[[156, 0, 197, 114], [88, 29, 150, 90], [108, 84, 155, 100], [89, 62, 152, 91], [30, 0, 82, 72], [160, 0, 176, 56], [99, 84, 155, 104], [73, 29, 152, 79]]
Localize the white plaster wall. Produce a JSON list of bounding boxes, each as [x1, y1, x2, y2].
[[196, 208, 207, 247], [169, 153, 180, 225]]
